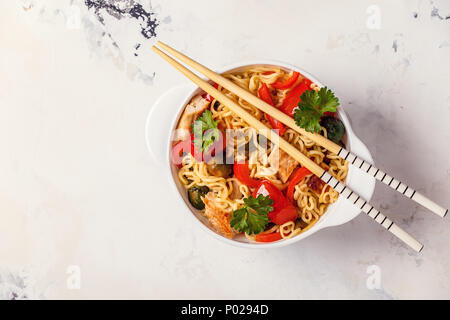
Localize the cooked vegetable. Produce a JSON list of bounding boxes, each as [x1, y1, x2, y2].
[[203, 192, 233, 238], [233, 162, 261, 188], [230, 194, 273, 235], [176, 95, 211, 141], [271, 71, 300, 90], [280, 78, 312, 117], [171, 140, 190, 169], [253, 180, 298, 225], [171, 133, 210, 165], [307, 175, 326, 194], [206, 163, 233, 178], [172, 130, 226, 165], [201, 92, 214, 102], [258, 83, 286, 135], [255, 231, 283, 242], [320, 116, 345, 144], [191, 110, 220, 152], [286, 167, 311, 202], [293, 87, 340, 133], [188, 185, 210, 210], [173, 67, 349, 243]]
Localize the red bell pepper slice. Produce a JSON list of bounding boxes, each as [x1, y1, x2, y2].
[[202, 93, 214, 102], [271, 71, 300, 90], [171, 136, 202, 167], [258, 83, 273, 104], [280, 78, 313, 117], [253, 180, 298, 225], [233, 163, 261, 188], [201, 130, 227, 163], [257, 83, 286, 135], [286, 167, 311, 202], [255, 231, 282, 242], [172, 130, 226, 166]]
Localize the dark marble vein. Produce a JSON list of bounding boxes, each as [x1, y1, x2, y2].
[[85, 0, 159, 39]]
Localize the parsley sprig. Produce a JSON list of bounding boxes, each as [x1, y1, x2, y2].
[[230, 194, 273, 235], [293, 87, 340, 133], [192, 110, 220, 152]]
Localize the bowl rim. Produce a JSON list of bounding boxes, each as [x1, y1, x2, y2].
[[164, 59, 372, 249]]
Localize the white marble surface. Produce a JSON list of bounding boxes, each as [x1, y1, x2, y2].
[[1, 0, 449, 299]]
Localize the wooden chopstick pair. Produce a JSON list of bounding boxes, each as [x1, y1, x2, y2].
[[152, 42, 446, 252], [156, 42, 447, 219]]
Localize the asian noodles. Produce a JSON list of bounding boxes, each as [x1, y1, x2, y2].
[[172, 66, 348, 243]]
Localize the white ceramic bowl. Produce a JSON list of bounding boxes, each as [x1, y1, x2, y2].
[[146, 60, 376, 248]]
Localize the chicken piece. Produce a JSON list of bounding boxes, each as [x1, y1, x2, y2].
[[174, 94, 211, 141], [203, 192, 233, 238], [268, 148, 298, 183], [230, 176, 243, 200]]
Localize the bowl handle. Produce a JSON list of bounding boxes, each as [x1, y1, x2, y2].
[[145, 85, 192, 167]]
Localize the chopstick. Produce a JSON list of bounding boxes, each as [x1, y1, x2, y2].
[[152, 44, 424, 252], [156, 41, 448, 219]]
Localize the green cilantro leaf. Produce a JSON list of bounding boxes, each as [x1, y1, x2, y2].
[[293, 87, 340, 133], [191, 110, 220, 152], [230, 194, 273, 235]]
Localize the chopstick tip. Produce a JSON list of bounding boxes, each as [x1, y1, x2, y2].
[[151, 45, 159, 53]]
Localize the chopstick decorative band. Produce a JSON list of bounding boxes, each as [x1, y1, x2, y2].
[[337, 148, 448, 218], [320, 172, 424, 252]]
